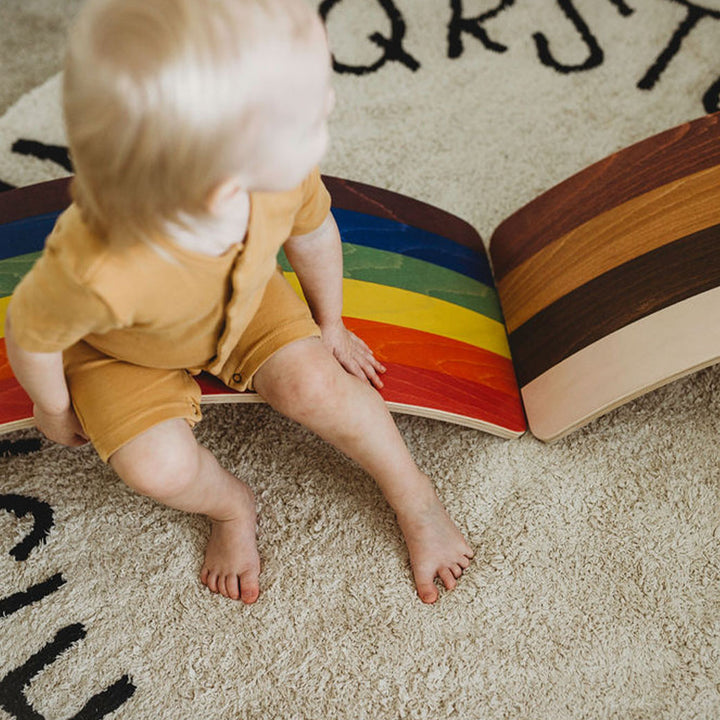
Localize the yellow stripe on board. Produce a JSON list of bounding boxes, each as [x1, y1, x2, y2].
[[0, 295, 9, 339], [1, 278, 512, 359], [284, 272, 511, 359]]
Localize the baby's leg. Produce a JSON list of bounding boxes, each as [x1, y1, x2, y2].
[[253, 338, 473, 603], [109, 419, 260, 603]]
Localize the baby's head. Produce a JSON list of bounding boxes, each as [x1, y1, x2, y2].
[[64, 0, 333, 239]]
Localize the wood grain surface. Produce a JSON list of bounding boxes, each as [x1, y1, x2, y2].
[[284, 273, 511, 359], [521, 287, 720, 442], [0, 177, 72, 223], [490, 112, 720, 281], [0, 176, 524, 437], [509, 226, 720, 386], [330, 207, 494, 286], [498, 163, 720, 333], [0, 338, 33, 432], [324, 175, 486, 253], [342, 317, 519, 397], [279, 241, 502, 320]]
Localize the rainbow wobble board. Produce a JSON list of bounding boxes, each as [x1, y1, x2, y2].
[[4, 115, 720, 443], [0, 176, 527, 440]]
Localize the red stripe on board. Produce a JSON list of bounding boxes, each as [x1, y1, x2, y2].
[[197, 373, 231, 396], [0, 339, 33, 426], [0, 381, 32, 426], [0, 337, 14, 382], [378, 361, 526, 432], [0, 329, 526, 433], [198, 319, 526, 432], [199, 361, 526, 433], [342, 317, 520, 397]]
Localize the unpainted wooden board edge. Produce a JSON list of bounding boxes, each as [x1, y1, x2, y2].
[[200, 392, 265, 406], [384, 402, 524, 439], [532, 356, 720, 444], [0, 417, 36, 435], [522, 285, 720, 442], [199, 388, 524, 439]]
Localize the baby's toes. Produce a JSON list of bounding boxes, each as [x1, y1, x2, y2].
[[240, 574, 260, 604], [438, 567, 457, 591], [203, 569, 220, 594], [223, 574, 241, 601], [414, 569, 440, 604]]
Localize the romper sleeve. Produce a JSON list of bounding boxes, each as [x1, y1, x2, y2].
[[8, 235, 121, 354], [289, 167, 332, 237]]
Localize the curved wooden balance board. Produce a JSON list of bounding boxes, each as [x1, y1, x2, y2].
[[0, 176, 527, 439], [490, 112, 720, 442]]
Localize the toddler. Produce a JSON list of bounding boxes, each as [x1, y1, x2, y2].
[[6, 0, 473, 604]]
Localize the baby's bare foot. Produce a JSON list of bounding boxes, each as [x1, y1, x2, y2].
[[200, 482, 260, 604], [395, 482, 474, 604]]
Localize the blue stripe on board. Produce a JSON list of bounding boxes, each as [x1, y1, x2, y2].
[[0, 207, 494, 288], [331, 208, 494, 287], [0, 212, 59, 260]]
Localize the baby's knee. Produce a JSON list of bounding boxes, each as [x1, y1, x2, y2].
[[268, 358, 343, 423], [110, 427, 201, 500]]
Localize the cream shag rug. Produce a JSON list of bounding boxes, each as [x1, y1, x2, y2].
[[1, 1, 719, 718]]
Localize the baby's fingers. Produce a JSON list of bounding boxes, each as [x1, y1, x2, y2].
[[362, 359, 385, 390], [341, 353, 385, 390], [368, 351, 386, 377], [356, 351, 386, 390]]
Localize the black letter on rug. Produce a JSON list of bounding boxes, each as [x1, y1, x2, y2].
[[1, 495, 65, 615], [447, 0, 515, 59], [0, 439, 43, 458], [637, 0, 720, 91], [0, 573, 66, 618], [608, 0, 634, 16], [0, 624, 136, 720], [11, 141, 73, 173], [0, 495, 54, 561], [532, 0, 603, 73], [703, 76, 720, 113], [319, 0, 420, 74]]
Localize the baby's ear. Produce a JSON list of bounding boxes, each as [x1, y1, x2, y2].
[[206, 176, 245, 215]]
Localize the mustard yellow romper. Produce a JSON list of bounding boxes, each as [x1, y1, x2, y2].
[[10, 169, 330, 461]]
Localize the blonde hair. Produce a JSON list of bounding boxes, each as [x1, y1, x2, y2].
[[64, 0, 320, 240]]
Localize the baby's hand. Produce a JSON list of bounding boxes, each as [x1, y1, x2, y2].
[[321, 321, 386, 390], [34, 404, 89, 448]]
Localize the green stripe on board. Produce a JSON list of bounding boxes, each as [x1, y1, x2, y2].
[[285, 272, 511, 358], [279, 243, 504, 322], [4, 244, 504, 321], [0, 251, 41, 295]]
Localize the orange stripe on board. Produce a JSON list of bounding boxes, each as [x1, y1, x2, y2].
[[0, 325, 527, 433], [342, 317, 521, 398]]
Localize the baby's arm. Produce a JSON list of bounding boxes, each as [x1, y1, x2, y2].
[[283, 212, 386, 389], [5, 309, 87, 447]]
